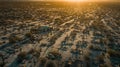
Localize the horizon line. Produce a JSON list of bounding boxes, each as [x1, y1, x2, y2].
[[0, 0, 120, 2]]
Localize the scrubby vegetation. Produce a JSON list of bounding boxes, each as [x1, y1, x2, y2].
[[0, 1, 119, 67]]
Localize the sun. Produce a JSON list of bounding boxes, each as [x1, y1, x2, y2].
[[65, 0, 88, 2]]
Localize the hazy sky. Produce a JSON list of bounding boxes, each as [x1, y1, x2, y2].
[[1, 0, 119, 1]]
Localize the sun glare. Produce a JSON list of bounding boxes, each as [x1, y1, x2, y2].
[[65, 0, 89, 2]]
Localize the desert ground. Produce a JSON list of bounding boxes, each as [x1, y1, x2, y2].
[[0, 1, 120, 67]]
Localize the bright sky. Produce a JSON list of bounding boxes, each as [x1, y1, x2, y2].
[[33, 0, 115, 1], [1, 0, 119, 2], [34, 0, 118, 1]]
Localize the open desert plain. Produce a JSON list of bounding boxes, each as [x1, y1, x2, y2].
[[0, 0, 120, 67]]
